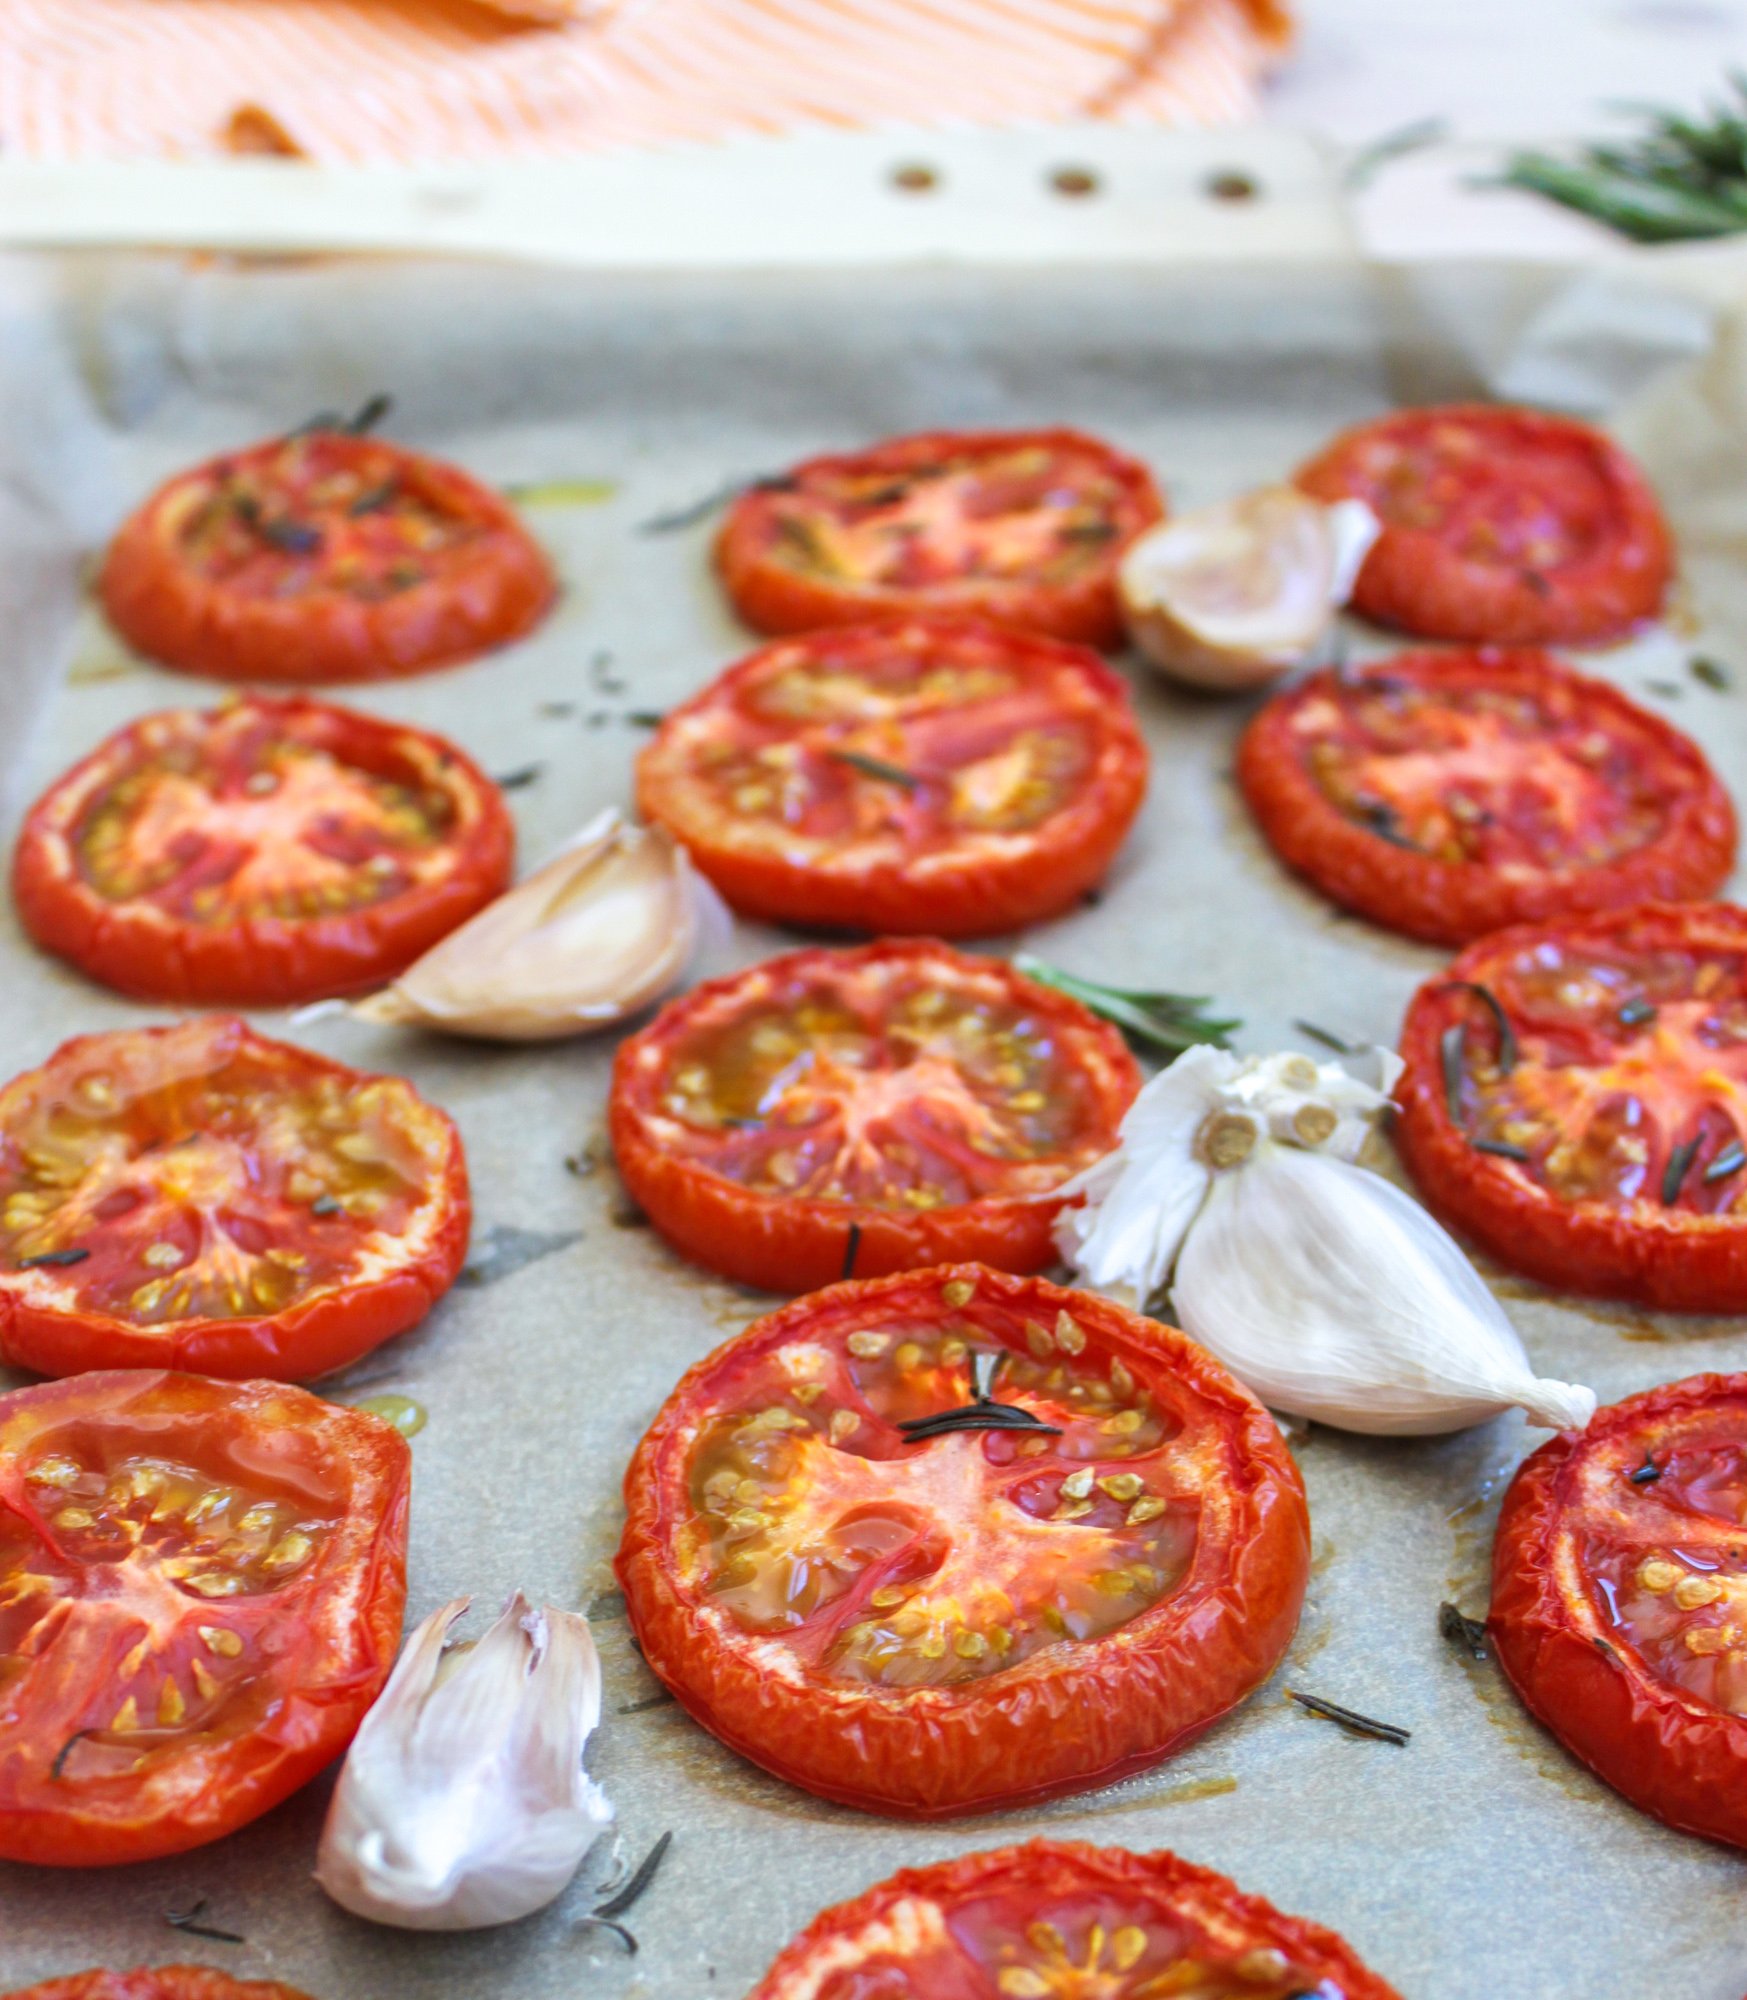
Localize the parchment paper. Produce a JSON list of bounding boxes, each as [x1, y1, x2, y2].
[[1, 244, 1746, 2000]]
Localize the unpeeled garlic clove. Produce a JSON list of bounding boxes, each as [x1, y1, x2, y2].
[[1054, 1042, 1595, 1437], [350, 808, 728, 1041], [315, 1593, 612, 1931], [1119, 485, 1379, 693]]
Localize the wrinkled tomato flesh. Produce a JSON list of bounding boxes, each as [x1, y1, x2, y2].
[[1440, 937, 1747, 1215], [164, 432, 492, 603], [752, 442, 1145, 595], [1285, 665, 1686, 869], [690, 1301, 1191, 1684], [648, 960, 1118, 1215], [0, 1022, 444, 1326], [747, 1842, 1402, 2000], [70, 702, 470, 931]]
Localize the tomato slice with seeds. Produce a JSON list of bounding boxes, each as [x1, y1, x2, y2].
[[747, 1840, 1401, 2000], [5, 1974, 316, 2000], [99, 427, 555, 684], [1296, 404, 1671, 646], [13, 695, 514, 1005], [1395, 904, 1747, 1311], [1490, 1373, 1747, 1848], [716, 430, 1164, 649], [636, 618, 1149, 936], [0, 1369, 408, 1867], [608, 941, 1139, 1295], [0, 1016, 469, 1381], [1237, 649, 1735, 944], [617, 1266, 1309, 1817]]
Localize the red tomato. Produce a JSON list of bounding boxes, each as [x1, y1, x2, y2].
[[1296, 404, 1671, 646], [636, 618, 1149, 936], [747, 1840, 1402, 1999], [0, 1370, 408, 1867], [609, 941, 1139, 1294], [1238, 648, 1735, 944], [1491, 1372, 1747, 1849], [13, 695, 514, 1006], [5, 1972, 314, 2000], [0, 1016, 469, 1381], [617, 1266, 1309, 1818], [716, 430, 1164, 649], [1395, 903, 1747, 1311], [100, 427, 554, 684]]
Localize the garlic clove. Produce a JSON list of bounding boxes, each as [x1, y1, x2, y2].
[[1119, 485, 1380, 693], [316, 1593, 612, 1931], [1052, 1042, 1231, 1299], [1173, 1144, 1596, 1437], [351, 808, 728, 1041]]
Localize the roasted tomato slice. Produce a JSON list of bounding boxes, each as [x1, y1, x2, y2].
[[1395, 904, 1747, 1311], [1237, 648, 1735, 944], [0, 1370, 408, 1867], [636, 619, 1149, 936], [0, 1016, 469, 1381], [1490, 1373, 1747, 1848], [13, 695, 514, 1005], [1296, 404, 1671, 646], [617, 1266, 1309, 1818], [609, 941, 1139, 1294], [716, 430, 1164, 649], [5, 1971, 315, 2000], [747, 1839, 1401, 2000], [99, 426, 555, 684]]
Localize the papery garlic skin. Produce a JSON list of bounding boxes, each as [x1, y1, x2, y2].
[[350, 809, 727, 1041], [1054, 1043, 1595, 1437], [1119, 486, 1380, 693], [316, 1593, 612, 1930]]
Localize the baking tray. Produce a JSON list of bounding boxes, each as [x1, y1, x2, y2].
[[1, 246, 1745, 2000]]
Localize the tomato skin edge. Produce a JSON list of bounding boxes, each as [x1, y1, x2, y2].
[[4, 1970, 319, 2000], [607, 939, 1140, 1294], [98, 442, 555, 686], [0, 1371, 410, 1868], [617, 1266, 1310, 1819], [0, 1016, 472, 1381], [1394, 904, 1747, 1312], [1237, 649, 1737, 946], [1489, 1374, 1747, 1850], [715, 429, 1164, 651], [747, 1839, 1405, 2000], [1296, 404, 1672, 649], [635, 617, 1150, 938], [11, 698, 515, 1006]]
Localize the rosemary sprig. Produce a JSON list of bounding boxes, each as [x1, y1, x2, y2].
[[897, 1347, 1062, 1443], [1663, 1135, 1702, 1206], [1704, 1140, 1747, 1185], [1013, 954, 1239, 1055], [20, 1248, 89, 1269], [1442, 981, 1518, 1073], [1293, 1019, 1358, 1055], [50, 1730, 93, 1779], [1284, 1687, 1411, 1746], [594, 1831, 673, 1919], [1438, 1603, 1488, 1662], [166, 1898, 245, 1945], [1493, 78, 1747, 243], [1629, 1451, 1662, 1487], [828, 749, 920, 792]]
